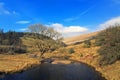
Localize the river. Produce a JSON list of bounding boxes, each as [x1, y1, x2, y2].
[[0, 62, 105, 80]]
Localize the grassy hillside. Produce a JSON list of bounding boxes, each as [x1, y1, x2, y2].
[[44, 27, 120, 80], [0, 39, 119, 79], [63, 31, 99, 45], [44, 39, 120, 80], [0, 26, 119, 80]]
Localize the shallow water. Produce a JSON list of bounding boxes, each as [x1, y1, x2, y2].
[[0, 63, 105, 80]]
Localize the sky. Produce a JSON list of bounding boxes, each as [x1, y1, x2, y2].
[[0, 0, 120, 37]]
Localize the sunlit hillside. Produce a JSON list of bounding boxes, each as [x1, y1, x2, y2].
[[45, 38, 120, 80], [63, 32, 99, 45], [0, 27, 120, 80], [1, 0, 120, 80], [61, 28, 120, 80]]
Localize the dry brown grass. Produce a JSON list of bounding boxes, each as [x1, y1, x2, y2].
[[44, 40, 120, 80], [62, 32, 120, 80], [0, 54, 39, 73], [63, 31, 99, 45], [0, 31, 119, 80]]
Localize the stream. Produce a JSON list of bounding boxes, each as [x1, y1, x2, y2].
[[0, 62, 105, 80]]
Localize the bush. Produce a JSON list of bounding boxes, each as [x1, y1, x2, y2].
[[83, 40, 91, 48], [68, 48, 75, 54], [0, 46, 14, 54], [80, 54, 83, 57], [94, 32, 105, 46], [94, 38, 104, 46], [96, 25, 120, 65], [14, 47, 26, 53], [73, 41, 83, 45], [0, 46, 26, 54]]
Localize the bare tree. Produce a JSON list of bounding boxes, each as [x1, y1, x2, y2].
[[28, 24, 62, 40], [28, 24, 47, 35], [26, 23, 63, 57]]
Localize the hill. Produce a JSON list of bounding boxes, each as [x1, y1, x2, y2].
[[44, 38, 120, 80], [0, 26, 120, 80], [63, 32, 99, 45]]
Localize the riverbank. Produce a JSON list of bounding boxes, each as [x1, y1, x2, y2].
[[0, 54, 39, 74]]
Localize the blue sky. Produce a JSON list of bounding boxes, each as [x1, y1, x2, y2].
[[0, 0, 120, 37]]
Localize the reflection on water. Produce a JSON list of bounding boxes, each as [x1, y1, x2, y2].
[[0, 63, 105, 80]]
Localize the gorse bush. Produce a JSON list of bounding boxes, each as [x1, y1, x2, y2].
[[83, 40, 91, 48], [0, 30, 26, 54], [0, 46, 26, 54], [68, 48, 75, 54], [96, 25, 120, 65]]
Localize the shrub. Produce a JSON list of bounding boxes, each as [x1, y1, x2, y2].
[[73, 41, 83, 45], [96, 25, 120, 65], [14, 47, 26, 53], [83, 40, 91, 48], [0, 46, 26, 54], [94, 32, 105, 46], [80, 54, 83, 57], [68, 48, 75, 54], [0, 46, 14, 54], [94, 38, 104, 46]]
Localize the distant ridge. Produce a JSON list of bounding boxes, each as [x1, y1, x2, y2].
[[63, 32, 99, 45]]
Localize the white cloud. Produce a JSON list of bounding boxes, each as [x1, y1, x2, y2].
[[19, 28, 27, 31], [99, 16, 120, 30], [0, 2, 11, 15], [64, 17, 79, 22], [46, 23, 88, 37], [0, 2, 19, 15], [16, 21, 30, 24]]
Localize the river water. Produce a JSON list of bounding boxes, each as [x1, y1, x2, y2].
[[0, 63, 105, 80]]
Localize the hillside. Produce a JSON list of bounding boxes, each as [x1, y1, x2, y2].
[[0, 26, 120, 80], [63, 32, 99, 45], [46, 28, 120, 80], [44, 39, 120, 80]]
